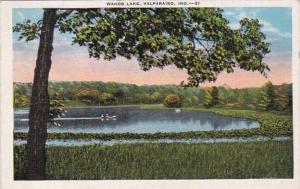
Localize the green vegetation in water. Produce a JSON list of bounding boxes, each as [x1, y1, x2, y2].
[[14, 108, 292, 140], [14, 140, 293, 179]]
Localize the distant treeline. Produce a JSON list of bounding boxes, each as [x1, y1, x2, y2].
[[14, 81, 292, 112]]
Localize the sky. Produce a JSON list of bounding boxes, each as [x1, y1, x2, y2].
[[12, 7, 292, 88]]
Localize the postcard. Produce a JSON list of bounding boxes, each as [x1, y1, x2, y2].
[[0, 0, 300, 188]]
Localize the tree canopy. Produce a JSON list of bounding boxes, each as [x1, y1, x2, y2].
[[13, 8, 271, 87]]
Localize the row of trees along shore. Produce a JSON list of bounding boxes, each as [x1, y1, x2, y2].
[[14, 81, 292, 112]]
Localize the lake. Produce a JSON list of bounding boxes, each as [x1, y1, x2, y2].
[[14, 107, 259, 134]]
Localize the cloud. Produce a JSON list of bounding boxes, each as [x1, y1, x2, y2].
[[260, 20, 291, 38], [16, 11, 26, 21], [236, 9, 260, 20], [266, 37, 279, 43], [228, 22, 240, 29], [223, 8, 260, 20], [223, 10, 235, 16], [224, 8, 291, 39]]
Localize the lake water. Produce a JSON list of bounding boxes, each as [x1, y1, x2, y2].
[[14, 107, 259, 134]]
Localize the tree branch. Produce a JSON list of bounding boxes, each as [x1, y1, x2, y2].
[[195, 38, 210, 54]]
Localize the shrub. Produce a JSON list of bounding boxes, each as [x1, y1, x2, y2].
[[163, 94, 182, 108], [14, 93, 29, 108], [49, 92, 67, 127]]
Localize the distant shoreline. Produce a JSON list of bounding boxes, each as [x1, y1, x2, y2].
[[13, 80, 294, 89], [14, 104, 164, 110]]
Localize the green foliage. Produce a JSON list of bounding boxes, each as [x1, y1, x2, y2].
[[218, 92, 226, 105], [48, 93, 66, 127], [206, 108, 292, 138], [12, 20, 42, 42], [74, 88, 100, 105], [150, 92, 162, 103], [259, 81, 276, 111], [99, 92, 114, 105], [274, 84, 292, 112], [14, 83, 31, 108], [275, 88, 289, 111], [287, 85, 293, 112], [13, 81, 292, 111], [235, 18, 271, 75], [113, 89, 126, 104], [203, 88, 213, 108], [211, 86, 219, 105], [188, 95, 199, 105], [14, 141, 293, 179], [14, 92, 29, 108], [203, 87, 219, 108], [13, 8, 271, 87], [73, 88, 115, 105], [163, 94, 182, 108]]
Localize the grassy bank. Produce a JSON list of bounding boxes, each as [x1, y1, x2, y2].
[[14, 140, 293, 179], [14, 108, 292, 140]]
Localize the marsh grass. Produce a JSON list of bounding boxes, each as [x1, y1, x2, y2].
[[14, 140, 293, 180]]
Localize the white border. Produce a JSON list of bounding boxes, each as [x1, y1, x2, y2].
[[1, 1, 300, 189]]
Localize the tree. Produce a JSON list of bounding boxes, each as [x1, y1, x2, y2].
[[203, 87, 213, 108], [259, 81, 276, 111], [274, 86, 290, 111], [99, 92, 114, 105], [48, 92, 67, 127], [286, 84, 293, 112], [218, 92, 226, 105], [75, 88, 99, 105], [276, 83, 292, 112], [224, 88, 238, 105], [211, 86, 219, 106], [235, 90, 246, 108], [13, 8, 270, 179], [150, 92, 162, 103], [274, 88, 289, 111], [163, 94, 182, 108], [203, 87, 219, 108], [14, 92, 30, 108], [113, 88, 126, 104], [15, 10, 57, 180], [189, 95, 199, 105]]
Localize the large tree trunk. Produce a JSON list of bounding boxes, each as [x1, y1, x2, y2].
[[25, 9, 57, 180]]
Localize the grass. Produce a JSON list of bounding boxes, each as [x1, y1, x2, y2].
[[14, 140, 293, 179], [14, 107, 293, 140]]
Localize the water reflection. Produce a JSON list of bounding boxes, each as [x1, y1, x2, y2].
[[14, 107, 260, 134]]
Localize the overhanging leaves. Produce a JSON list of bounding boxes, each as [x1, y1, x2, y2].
[[13, 8, 271, 87]]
